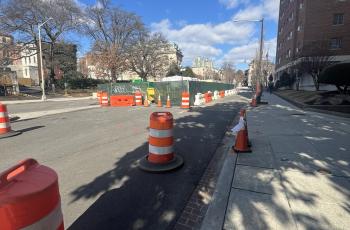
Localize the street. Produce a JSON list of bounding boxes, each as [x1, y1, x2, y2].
[[1, 95, 245, 229]]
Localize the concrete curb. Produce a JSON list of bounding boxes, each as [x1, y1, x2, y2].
[[200, 151, 237, 230], [199, 112, 243, 230]]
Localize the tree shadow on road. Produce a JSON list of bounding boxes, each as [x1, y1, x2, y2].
[[68, 100, 244, 230]]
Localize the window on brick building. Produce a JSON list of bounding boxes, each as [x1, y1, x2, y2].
[[333, 14, 344, 25], [329, 38, 342, 49], [297, 24, 303, 31]]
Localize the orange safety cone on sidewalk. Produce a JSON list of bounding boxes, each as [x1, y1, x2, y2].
[[144, 95, 150, 107], [231, 112, 251, 153], [240, 109, 251, 147], [0, 103, 21, 139], [0, 159, 64, 230], [139, 112, 184, 172], [166, 95, 171, 108], [250, 94, 257, 107], [157, 95, 162, 107]]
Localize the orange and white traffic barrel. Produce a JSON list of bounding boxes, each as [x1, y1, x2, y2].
[[135, 91, 143, 106], [139, 112, 183, 172], [0, 103, 21, 139], [0, 159, 64, 230], [181, 92, 190, 109], [101, 92, 109, 107], [97, 91, 102, 105]]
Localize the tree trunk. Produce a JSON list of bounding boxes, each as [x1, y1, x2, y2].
[[312, 74, 320, 91], [110, 67, 117, 82], [49, 43, 56, 87]]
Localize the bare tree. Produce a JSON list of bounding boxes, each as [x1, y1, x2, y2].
[[127, 33, 169, 81], [235, 70, 245, 85], [296, 41, 335, 91], [0, 0, 81, 85], [221, 62, 236, 84], [81, 1, 144, 81]]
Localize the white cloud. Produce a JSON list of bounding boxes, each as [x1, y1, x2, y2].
[[151, 19, 254, 46], [219, 0, 250, 9], [151, 19, 256, 66], [233, 0, 279, 22], [220, 37, 276, 65]]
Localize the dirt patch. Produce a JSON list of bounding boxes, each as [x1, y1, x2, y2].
[[276, 90, 350, 105], [275, 90, 350, 115]]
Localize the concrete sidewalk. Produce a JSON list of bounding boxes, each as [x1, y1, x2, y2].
[[201, 93, 350, 230]]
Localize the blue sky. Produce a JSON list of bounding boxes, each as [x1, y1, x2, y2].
[[77, 0, 279, 70]]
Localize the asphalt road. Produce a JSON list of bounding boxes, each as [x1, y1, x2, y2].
[[0, 96, 245, 230]]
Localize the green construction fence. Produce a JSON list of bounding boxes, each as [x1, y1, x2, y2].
[[97, 81, 234, 106]]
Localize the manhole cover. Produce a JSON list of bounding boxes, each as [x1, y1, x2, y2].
[[280, 158, 289, 162], [317, 168, 332, 175]]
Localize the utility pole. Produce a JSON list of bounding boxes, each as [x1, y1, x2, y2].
[[38, 17, 53, 101], [258, 18, 264, 85]]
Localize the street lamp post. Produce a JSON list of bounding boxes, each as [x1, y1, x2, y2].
[[38, 18, 53, 101], [233, 18, 264, 86]]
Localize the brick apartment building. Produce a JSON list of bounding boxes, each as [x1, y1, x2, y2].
[[275, 0, 350, 90]]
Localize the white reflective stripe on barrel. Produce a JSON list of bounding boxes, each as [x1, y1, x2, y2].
[[21, 202, 63, 230], [102, 97, 108, 99], [0, 111, 8, 117], [0, 123, 10, 129], [182, 97, 189, 100], [181, 102, 189, 106], [135, 96, 142, 98], [149, 144, 173, 155], [149, 128, 173, 138]]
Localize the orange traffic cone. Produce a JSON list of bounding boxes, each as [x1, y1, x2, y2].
[[233, 128, 251, 153], [144, 95, 150, 107], [157, 95, 162, 107], [0, 103, 21, 139], [166, 95, 171, 108], [232, 110, 251, 153], [250, 94, 257, 107], [240, 109, 251, 147]]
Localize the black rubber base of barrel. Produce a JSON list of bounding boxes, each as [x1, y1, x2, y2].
[[138, 155, 184, 173], [0, 130, 21, 139]]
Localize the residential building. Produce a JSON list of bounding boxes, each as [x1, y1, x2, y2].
[[42, 42, 77, 80], [192, 57, 216, 80], [0, 33, 14, 65], [276, 0, 350, 90], [9, 43, 39, 85]]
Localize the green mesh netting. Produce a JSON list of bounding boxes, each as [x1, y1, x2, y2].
[[97, 81, 234, 106]]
